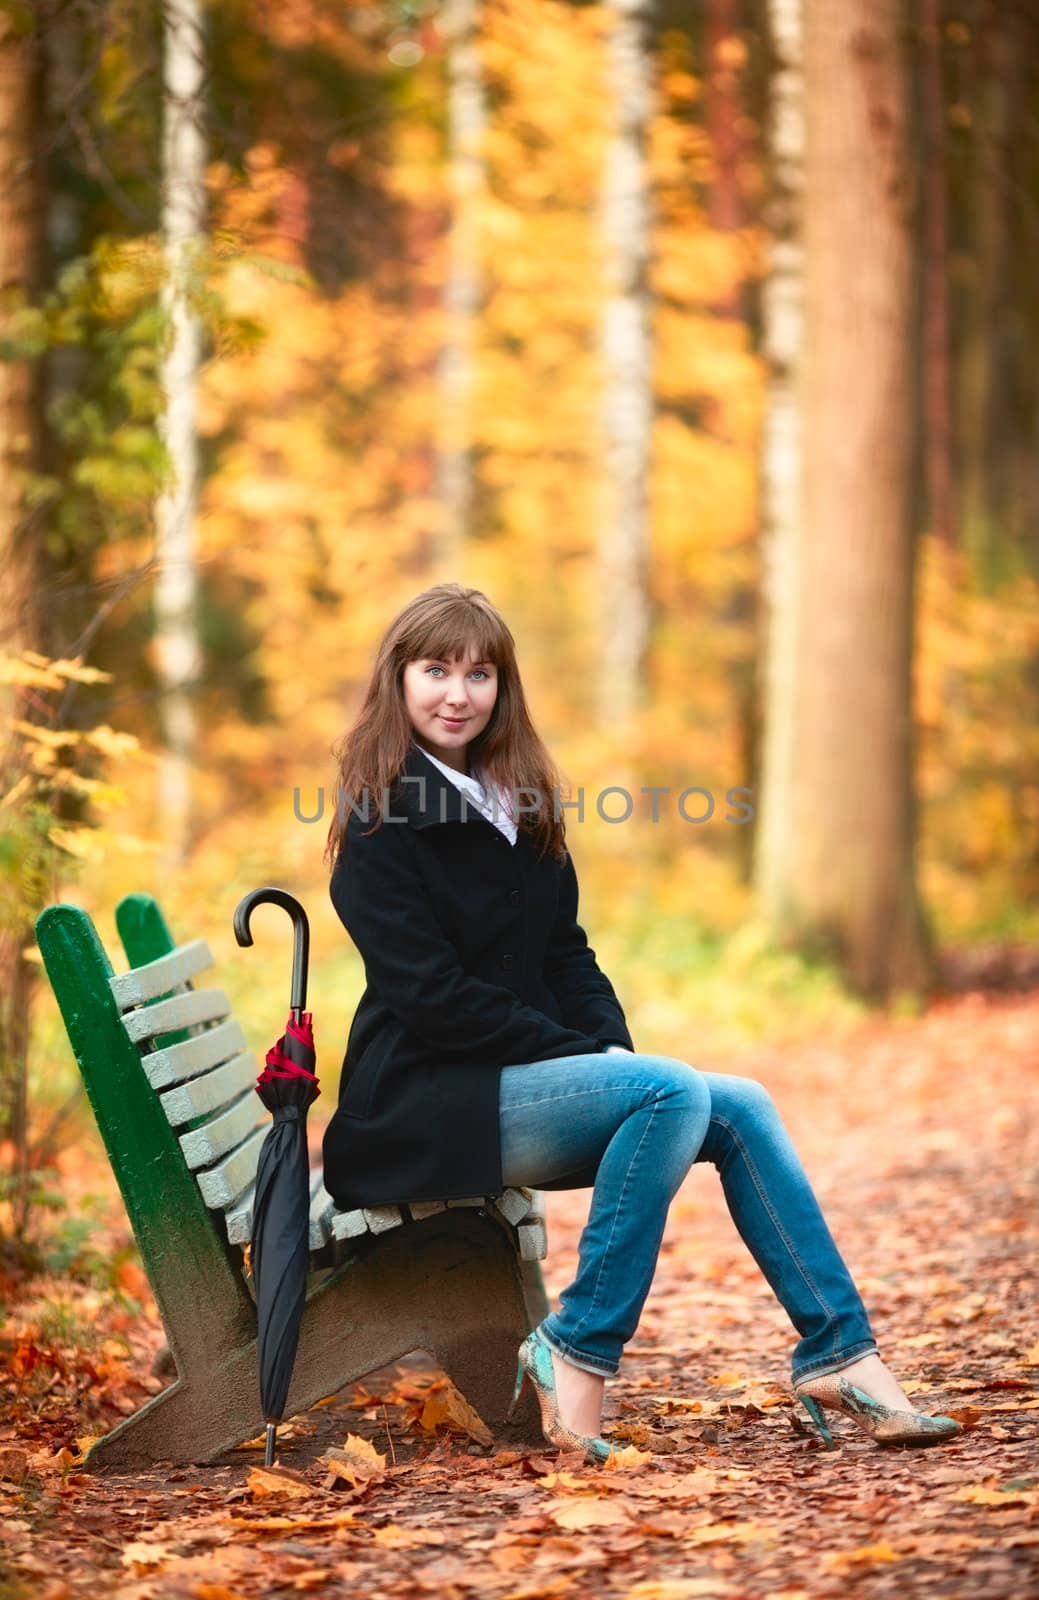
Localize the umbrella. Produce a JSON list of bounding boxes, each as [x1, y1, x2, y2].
[[234, 887, 320, 1467]]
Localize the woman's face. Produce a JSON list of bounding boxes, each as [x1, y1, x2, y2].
[[402, 652, 499, 773]]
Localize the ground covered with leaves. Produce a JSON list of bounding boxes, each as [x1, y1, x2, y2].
[[1, 987, 1037, 1599]]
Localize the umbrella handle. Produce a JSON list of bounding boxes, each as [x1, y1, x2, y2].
[[233, 887, 310, 1015]]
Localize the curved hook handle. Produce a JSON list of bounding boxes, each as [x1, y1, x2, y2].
[[233, 887, 310, 1015]]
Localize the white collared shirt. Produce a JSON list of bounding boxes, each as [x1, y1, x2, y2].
[[418, 746, 518, 846]]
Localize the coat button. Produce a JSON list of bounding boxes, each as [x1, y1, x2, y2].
[[508, 889, 521, 907], [501, 953, 514, 970]]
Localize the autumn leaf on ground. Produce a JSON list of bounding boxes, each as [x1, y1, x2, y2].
[[548, 1497, 634, 1530], [121, 1541, 171, 1571], [320, 1432, 387, 1489], [625, 1582, 736, 1599], [372, 1524, 447, 1548], [601, 1443, 655, 1471], [417, 1381, 493, 1445], [949, 1480, 1039, 1508], [0, 1448, 29, 1482], [820, 1542, 901, 1571], [684, 1520, 775, 1545], [535, 1468, 598, 1493], [245, 1465, 314, 1501]]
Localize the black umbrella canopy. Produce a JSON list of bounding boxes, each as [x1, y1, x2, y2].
[[234, 889, 320, 1467]]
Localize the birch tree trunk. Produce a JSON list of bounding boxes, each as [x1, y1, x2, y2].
[[788, 0, 931, 998], [154, 0, 205, 868], [754, 0, 804, 922], [597, 0, 653, 732], [435, 0, 485, 572]]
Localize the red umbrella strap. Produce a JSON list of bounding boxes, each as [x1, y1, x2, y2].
[[260, 1048, 317, 1078], [285, 1013, 314, 1046]]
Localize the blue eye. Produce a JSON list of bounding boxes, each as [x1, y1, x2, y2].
[[425, 665, 490, 680]]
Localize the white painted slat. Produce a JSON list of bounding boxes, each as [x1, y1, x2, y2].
[[196, 1126, 266, 1209], [331, 1208, 370, 1241], [493, 1187, 537, 1226], [309, 1180, 335, 1250], [159, 1054, 256, 1127], [224, 1183, 255, 1245], [363, 1205, 405, 1234], [222, 1171, 332, 1251], [178, 1092, 266, 1171], [139, 1021, 248, 1090], [122, 987, 232, 1044], [109, 939, 213, 1008], [517, 1217, 547, 1260]]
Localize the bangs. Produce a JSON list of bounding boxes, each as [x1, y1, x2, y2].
[[405, 608, 506, 669]]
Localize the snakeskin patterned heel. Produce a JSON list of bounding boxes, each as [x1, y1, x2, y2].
[[505, 1326, 617, 1465], [795, 1372, 962, 1448]]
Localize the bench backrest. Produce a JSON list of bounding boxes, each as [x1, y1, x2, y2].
[[37, 893, 549, 1310], [35, 897, 259, 1371]]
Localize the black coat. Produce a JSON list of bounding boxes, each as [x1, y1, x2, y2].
[[321, 743, 634, 1209]]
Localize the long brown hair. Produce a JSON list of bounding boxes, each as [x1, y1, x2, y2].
[[324, 583, 569, 866]]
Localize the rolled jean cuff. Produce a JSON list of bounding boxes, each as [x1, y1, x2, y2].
[[538, 1319, 619, 1378], [792, 1339, 880, 1386]]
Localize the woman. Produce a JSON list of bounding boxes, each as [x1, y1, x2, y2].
[[322, 582, 961, 1465]]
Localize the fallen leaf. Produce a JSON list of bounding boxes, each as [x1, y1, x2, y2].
[[949, 1482, 1039, 1508], [625, 1583, 735, 1600], [820, 1542, 901, 1571], [0, 1448, 29, 1482], [319, 1433, 387, 1489], [418, 1382, 494, 1446], [684, 1520, 774, 1546], [245, 1466, 314, 1502], [372, 1525, 447, 1548], [121, 1542, 171, 1571], [548, 1498, 633, 1530]]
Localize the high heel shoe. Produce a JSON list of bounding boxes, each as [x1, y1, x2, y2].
[[505, 1326, 617, 1465], [794, 1372, 962, 1448]]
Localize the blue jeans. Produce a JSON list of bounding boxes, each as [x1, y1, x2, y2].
[[499, 1053, 878, 1382]]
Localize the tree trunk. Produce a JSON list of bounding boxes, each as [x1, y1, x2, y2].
[[920, 0, 953, 544], [0, 3, 44, 1238], [788, 0, 931, 999], [154, 0, 205, 869], [435, 0, 485, 571], [597, 0, 653, 734], [754, 0, 804, 922]]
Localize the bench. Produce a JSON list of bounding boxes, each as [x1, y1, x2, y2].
[[35, 892, 551, 1469]]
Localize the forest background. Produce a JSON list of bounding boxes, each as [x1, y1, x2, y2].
[[1, 0, 1038, 1260]]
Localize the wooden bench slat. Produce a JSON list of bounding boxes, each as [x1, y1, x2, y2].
[[159, 1053, 257, 1128], [224, 1183, 255, 1246], [223, 1172, 335, 1251], [195, 1126, 266, 1209], [139, 1020, 248, 1090], [179, 1093, 267, 1172], [122, 987, 232, 1044], [308, 1180, 336, 1250], [109, 939, 213, 1008]]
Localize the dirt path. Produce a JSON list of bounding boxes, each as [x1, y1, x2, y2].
[[2, 990, 1037, 1599]]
